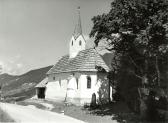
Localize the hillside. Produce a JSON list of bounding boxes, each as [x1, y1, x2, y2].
[[0, 66, 52, 102]]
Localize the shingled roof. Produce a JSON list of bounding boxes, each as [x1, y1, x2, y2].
[[47, 48, 110, 74]]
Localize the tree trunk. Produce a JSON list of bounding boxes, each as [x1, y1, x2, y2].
[[142, 59, 148, 87], [156, 55, 161, 87]]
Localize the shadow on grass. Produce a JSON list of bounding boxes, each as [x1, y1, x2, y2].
[[17, 101, 46, 109], [83, 101, 143, 123], [89, 102, 130, 116]]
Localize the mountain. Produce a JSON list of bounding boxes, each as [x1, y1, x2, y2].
[[0, 66, 52, 102]]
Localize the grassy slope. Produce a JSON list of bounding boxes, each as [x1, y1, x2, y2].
[[0, 66, 52, 102]]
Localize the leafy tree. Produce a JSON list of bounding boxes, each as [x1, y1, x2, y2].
[[90, 0, 168, 88]]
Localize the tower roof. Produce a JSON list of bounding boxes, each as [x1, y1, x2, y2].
[[73, 7, 82, 39]]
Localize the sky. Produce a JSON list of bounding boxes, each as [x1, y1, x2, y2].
[[0, 0, 112, 75]]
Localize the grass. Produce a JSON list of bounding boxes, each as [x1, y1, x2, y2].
[[58, 105, 114, 123], [0, 107, 15, 122], [18, 99, 134, 123], [13, 99, 160, 123], [19, 99, 168, 123], [15, 99, 168, 123], [17, 100, 114, 123]]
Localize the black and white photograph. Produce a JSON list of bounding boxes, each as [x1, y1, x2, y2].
[[0, 0, 168, 123]]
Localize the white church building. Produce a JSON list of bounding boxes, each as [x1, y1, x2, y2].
[[36, 7, 113, 105]]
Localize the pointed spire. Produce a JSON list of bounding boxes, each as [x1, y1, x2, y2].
[[73, 6, 82, 39]]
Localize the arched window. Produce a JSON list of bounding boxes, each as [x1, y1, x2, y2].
[[72, 41, 73, 46], [87, 76, 91, 89], [79, 40, 82, 46], [76, 78, 79, 89], [53, 77, 55, 80], [59, 79, 61, 87]]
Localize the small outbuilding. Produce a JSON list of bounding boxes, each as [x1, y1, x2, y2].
[[35, 78, 48, 99]]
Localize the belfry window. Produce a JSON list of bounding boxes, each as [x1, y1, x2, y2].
[[72, 41, 73, 46], [87, 76, 91, 89], [79, 40, 82, 46]]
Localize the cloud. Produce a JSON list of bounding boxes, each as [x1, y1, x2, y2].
[[4, 63, 24, 75], [0, 61, 4, 66], [0, 61, 12, 74], [15, 54, 21, 59], [0, 55, 25, 75], [16, 63, 23, 68]]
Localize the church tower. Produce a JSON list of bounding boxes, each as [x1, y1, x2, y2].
[[69, 7, 86, 58]]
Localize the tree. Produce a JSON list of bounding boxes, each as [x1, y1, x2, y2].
[[90, 0, 168, 88]]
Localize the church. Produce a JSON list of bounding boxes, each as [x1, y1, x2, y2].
[[35, 7, 113, 105]]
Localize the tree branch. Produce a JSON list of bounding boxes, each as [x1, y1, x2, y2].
[[129, 70, 143, 80], [128, 55, 143, 74]]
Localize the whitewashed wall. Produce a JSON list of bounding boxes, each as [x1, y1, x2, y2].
[[69, 35, 86, 58], [79, 74, 97, 104], [45, 72, 110, 105], [45, 79, 67, 100], [79, 72, 110, 104], [45, 73, 68, 101]]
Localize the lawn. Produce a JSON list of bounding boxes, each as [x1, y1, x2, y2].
[[17, 99, 138, 123], [16, 99, 168, 123], [0, 107, 15, 122], [51, 102, 115, 123]]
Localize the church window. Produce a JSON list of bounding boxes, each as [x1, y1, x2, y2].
[[76, 78, 79, 89], [87, 76, 91, 89], [72, 41, 73, 46], [59, 79, 61, 87], [53, 77, 55, 80], [79, 40, 82, 46]]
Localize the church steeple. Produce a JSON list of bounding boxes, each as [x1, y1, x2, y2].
[[69, 7, 86, 58], [73, 6, 82, 39]]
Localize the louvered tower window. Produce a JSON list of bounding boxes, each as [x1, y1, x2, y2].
[[79, 40, 82, 46]]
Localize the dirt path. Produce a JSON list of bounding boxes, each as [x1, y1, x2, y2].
[[0, 102, 85, 123]]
